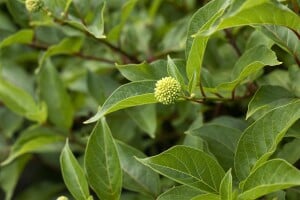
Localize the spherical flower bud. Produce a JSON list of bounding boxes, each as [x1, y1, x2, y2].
[[154, 77, 181, 105], [56, 196, 68, 200], [25, 0, 44, 13]]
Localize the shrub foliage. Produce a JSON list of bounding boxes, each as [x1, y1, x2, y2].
[[0, 0, 300, 199]]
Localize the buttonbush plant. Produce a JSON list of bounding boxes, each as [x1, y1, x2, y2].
[[0, 0, 300, 200]]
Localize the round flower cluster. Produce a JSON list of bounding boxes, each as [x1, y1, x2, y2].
[[25, 0, 44, 13], [154, 77, 181, 105], [56, 196, 68, 200]]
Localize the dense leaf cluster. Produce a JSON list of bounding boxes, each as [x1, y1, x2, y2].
[[0, 0, 300, 200]]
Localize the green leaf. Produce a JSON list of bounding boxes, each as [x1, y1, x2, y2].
[[161, 18, 188, 52], [0, 78, 47, 123], [189, 124, 242, 170], [247, 85, 295, 119], [215, 45, 281, 92], [84, 118, 122, 200], [116, 60, 168, 82], [191, 193, 221, 200], [234, 100, 300, 181], [66, 2, 106, 39], [5, 0, 29, 27], [87, 71, 119, 105], [1, 126, 65, 166], [86, 2, 106, 39], [116, 141, 160, 197], [14, 181, 65, 200], [0, 107, 23, 138], [84, 80, 157, 124], [276, 138, 300, 164], [157, 185, 202, 200], [126, 105, 157, 138], [38, 37, 83, 72], [289, 66, 300, 97], [239, 159, 300, 200], [0, 29, 33, 49], [43, 0, 72, 16], [39, 60, 74, 129], [220, 169, 232, 200], [0, 156, 30, 200], [286, 121, 300, 139], [188, 72, 198, 93], [199, 1, 300, 36], [246, 30, 274, 49], [185, 0, 230, 56], [107, 0, 137, 41], [167, 55, 186, 89], [259, 25, 300, 58], [185, 0, 231, 91], [60, 140, 90, 200], [137, 145, 225, 193]]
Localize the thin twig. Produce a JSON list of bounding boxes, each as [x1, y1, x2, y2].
[[73, 52, 115, 64], [50, 15, 140, 64], [199, 82, 207, 99], [212, 92, 224, 99], [294, 54, 300, 67], [28, 42, 115, 64], [100, 40, 140, 63], [231, 87, 236, 100], [224, 29, 242, 57], [291, 0, 299, 13]]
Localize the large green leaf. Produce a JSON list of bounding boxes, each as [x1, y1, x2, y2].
[[157, 185, 202, 200], [1, 126, 65, 166], [84, 80, 157, 124], [0, 29, 33, 49], [215, 45, 281, 92], [66, 1, 106, 39], [86, 71, 119, 105], [286, 121, 300, 139], [167, 56, 186, 89], [234, 100, 300, 180], [0, 156, 30, 200], [84, 118, 122, 200], [5, 0, 29, 27], [276, 138, 300, 164], [189, 124, 242, 170], [116, 141, 160, 197], [107, 0, 137, 41], [239, 159, 300, 200], [259, 25, 300, 58], [188, 0, 299, 93], [60, 140, 90, 200], [39, 60, 74, 129], [126, 105, 157, 138], [0, 78, 47, 123], [199, 0, 300, 36], [43, 0, 72, 16], [185, 0, 230, 91], [137, 145, 225, 193], [219, 169, 232, 200], [247, 85, 295, 119], [116, 60, 168, 82], [0, 107, 23, 138], [38, 37, 83, 72], [191, 193, 220, 200]]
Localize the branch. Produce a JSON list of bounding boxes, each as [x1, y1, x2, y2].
[[50, 15, 140, 64], [28, 42, 115, 64], [224, 29, 242, 57], [294, 54, 300, 67]]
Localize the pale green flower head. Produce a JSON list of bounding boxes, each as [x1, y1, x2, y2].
[[154, 77, 181, 105], [56, 196, 68, 200], [25, 0, 44, 13]]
